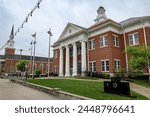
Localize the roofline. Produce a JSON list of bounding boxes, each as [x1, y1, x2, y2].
[[57, 22, 86, 41], [120, 16, 150, 27], [51, 42, 60, 47], [56, 29, 87, 44], [87, 19, 121, 32]]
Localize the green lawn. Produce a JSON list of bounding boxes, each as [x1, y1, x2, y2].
[[28, 79, 148, 100], [131, 79, 150, 88]]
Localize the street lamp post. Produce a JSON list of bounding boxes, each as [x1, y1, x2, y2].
[[31, 33, 36, 79], [19, 49, 23, 60], [47, 28, 52, 78], [30, 41, 33, 74]]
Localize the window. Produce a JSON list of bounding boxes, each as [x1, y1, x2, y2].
[[114, 60, 120, 70], [53, 66, 57, 73], [101, 60, 109, 72], [89, 61, 96, 72], [129, 33, 139, 46], [88, 39, 96, 50], [33, 63, 37, 73], [113, 35, 119, 47], [54, 50, 58, 58], [100, 35, 108, 47], [40, 64, 43, 73]]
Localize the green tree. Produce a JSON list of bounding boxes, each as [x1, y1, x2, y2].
[[126, 45, 150, 83], [16, 60, 29, 72]]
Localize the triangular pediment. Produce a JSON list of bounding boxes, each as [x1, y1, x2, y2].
[[58, 23, 86, 42]]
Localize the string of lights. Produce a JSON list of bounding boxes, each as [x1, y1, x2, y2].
[[15, 0, 43, 36], [0, 0, 43, 51]]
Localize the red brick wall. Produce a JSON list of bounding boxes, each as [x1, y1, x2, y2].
[[5, 59, 50, 75], [111, 32, 126, 70], [5, 59, 18, 73], [125, 28, 145, 46], [88, 31, 125, 73], [5, 48, 15, 55], [145, 27, 150, 45], [52, 49, 60, 74]]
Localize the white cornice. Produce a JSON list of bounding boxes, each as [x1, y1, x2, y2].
[[122, 20, 150, 33], [89, 25, 121, 37]]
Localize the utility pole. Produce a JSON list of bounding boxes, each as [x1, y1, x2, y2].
[[31, 33, 36, 79], [47, 28, 52, 78]]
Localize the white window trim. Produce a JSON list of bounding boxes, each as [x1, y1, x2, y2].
[[128, 32, 139, 46], [100, 35, 108, 48], [88, 39, 96, 50], [53, 66, 57, 73], [114, 59, 121, 70], [89, 61, 96, 72], [100, 59, 109, 72], [113, 34, 119, 47]]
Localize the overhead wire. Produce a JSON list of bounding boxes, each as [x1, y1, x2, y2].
[[0, 0, 43, 51]]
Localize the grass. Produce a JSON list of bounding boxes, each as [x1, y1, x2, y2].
[[28, 79, 148, 100], [131, 79, 150, 88]]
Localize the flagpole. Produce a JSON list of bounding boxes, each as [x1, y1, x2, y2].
[[32, 33, 36, 79], [47, 28, 52, 78]]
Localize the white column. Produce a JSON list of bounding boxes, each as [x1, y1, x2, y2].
[[59, 47, 63, 77], [81, 40, 87, 76], [65, 45, 70, 77], [72, 43, 77, 76]]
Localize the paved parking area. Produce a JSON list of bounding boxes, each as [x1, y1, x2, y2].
[[0, 79, 60, 100]]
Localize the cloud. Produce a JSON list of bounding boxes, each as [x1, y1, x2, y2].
[[0, 0, 150, 57]]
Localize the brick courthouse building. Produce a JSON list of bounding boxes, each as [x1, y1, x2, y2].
[[0, 6, 150, 77]]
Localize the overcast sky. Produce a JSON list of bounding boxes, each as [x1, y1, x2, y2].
[[0, 0, 150, 57]]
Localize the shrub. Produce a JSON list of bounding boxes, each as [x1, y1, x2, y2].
[[47, 72, 58, 77], [114, 69, 127, 78], [127, 69, 143, 79], [102, 73, 110, 79], [36, 69, 41, 77], [85, 71, 102, 78]]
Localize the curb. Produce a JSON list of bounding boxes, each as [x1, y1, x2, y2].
[[10, 79, 94, 100]]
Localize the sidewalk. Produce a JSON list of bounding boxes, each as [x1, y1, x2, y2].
[[130, 83, 150, 99], [0, 79, 61, 100]]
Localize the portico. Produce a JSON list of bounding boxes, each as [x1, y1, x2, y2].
[[51, 23, 88, 77], [59, 40, 87, 77]]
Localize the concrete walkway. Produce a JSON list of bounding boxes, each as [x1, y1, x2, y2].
[[130, 83, 150, 99], [0, 79, 60, 100]]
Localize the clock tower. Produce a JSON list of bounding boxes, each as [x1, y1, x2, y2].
[[5, 25, 15, 55]]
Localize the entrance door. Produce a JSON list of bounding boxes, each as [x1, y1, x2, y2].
[[77, 61, 81, 75]]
